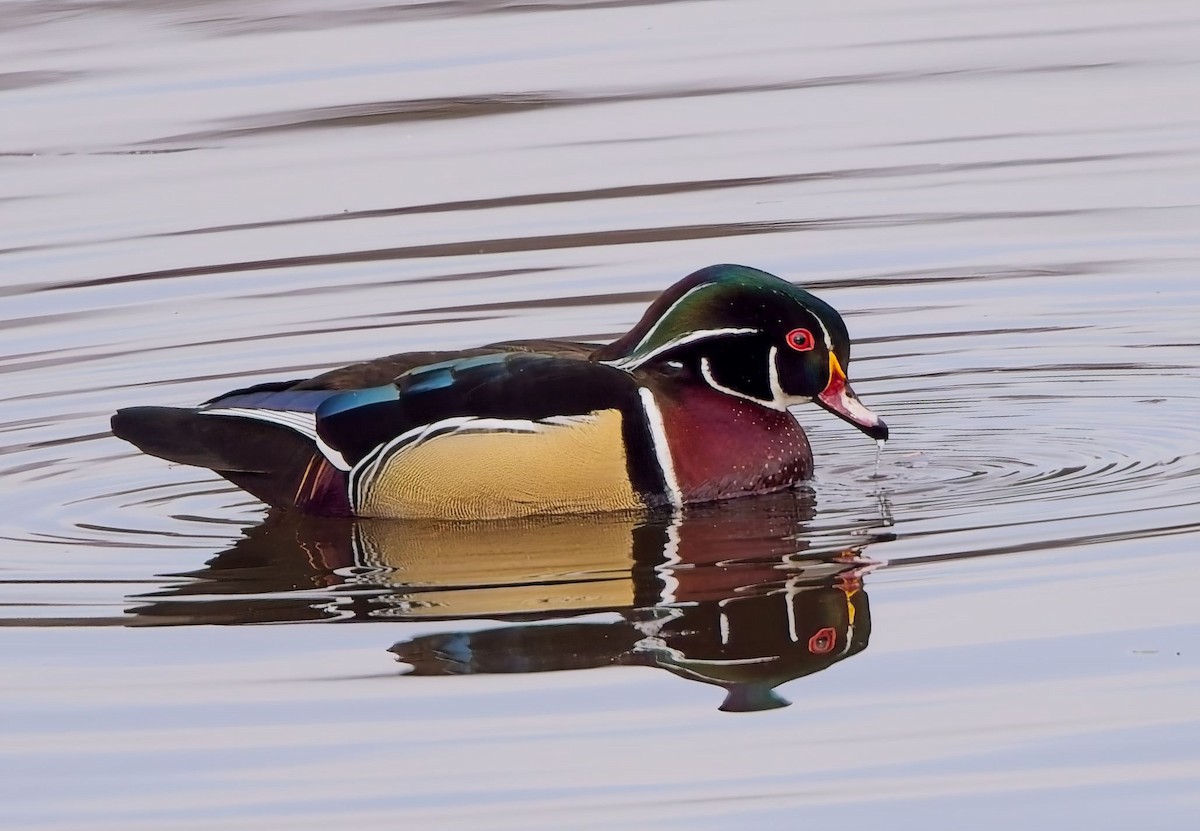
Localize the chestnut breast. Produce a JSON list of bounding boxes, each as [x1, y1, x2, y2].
[[650, 380, 813, 503]]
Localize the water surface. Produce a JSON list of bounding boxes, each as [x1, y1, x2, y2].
[[3, 1, 1200, 828]]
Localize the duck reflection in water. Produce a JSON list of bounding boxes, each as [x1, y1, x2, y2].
[[129, 492, 889, 712], [389, 566, 870, 713]]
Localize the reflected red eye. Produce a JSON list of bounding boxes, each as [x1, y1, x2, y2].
[[808, 627, 836, 654], [786, 328, 815, 352]]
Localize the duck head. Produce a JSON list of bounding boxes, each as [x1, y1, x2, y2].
[[594, 264, 888, 441]]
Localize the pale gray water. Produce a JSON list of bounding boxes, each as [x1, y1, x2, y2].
[[2, 1, 1200, 828]]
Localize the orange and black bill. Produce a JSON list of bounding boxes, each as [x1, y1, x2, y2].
[[816, 354, 888, 441]]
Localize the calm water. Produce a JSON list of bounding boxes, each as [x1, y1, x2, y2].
[[3, 1, 1200, 828]]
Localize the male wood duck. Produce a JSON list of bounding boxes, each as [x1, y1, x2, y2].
[[111, 264, 887, 519]]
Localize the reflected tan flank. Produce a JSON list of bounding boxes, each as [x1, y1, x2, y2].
[[353, 515, 639, 617], [355, 409, 644, 519]]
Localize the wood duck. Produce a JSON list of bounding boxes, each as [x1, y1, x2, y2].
[[111, 264, 887, 519]]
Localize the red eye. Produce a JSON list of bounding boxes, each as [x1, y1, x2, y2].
[[808, 627, 837, 655], [786, 328, 815, 352]]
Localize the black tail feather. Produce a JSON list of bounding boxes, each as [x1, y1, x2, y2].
[[111, 406, 322, 510]]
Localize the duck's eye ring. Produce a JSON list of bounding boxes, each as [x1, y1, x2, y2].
[[808, 627, 836, 654], [785, 328, 815, 352]]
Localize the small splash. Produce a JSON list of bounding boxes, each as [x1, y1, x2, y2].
[[872, 439, 887, 480]]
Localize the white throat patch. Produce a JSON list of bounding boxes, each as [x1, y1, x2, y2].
[[699, 346, 809, 412]]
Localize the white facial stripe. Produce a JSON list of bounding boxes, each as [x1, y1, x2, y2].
[[699, 356, 781, 410], [637, 387, 682, 508], [768, 345, 786, 405], [699, 348, 811, 412], [811, 315, 834, 352], [622, 282, 711, 359], [201, 407, 351, 470], [604, 327, 759, 371], [770, 345, 817, 409]]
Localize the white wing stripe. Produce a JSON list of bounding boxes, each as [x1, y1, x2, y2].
[[200, 407, 351, 471]]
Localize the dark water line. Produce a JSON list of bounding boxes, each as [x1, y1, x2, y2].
[[0, 534, 205, 550], [242, 267, 566, 298], [151, 63, 1137, 144], [0, 616, 138, 627], [0, 69, 83, 91], [21, 208, 1123, 296], [0, 153, 1162, 262], [856, 17, 1200, 49], [0, 316, 497, 383], [888, 518, 1200, 568], [153, 152, 1161, 239]]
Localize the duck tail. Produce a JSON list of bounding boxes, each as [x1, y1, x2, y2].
[[110, 406, 349, 515]]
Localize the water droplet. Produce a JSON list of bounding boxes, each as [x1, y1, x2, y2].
[[873, 439, 886, 479]]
